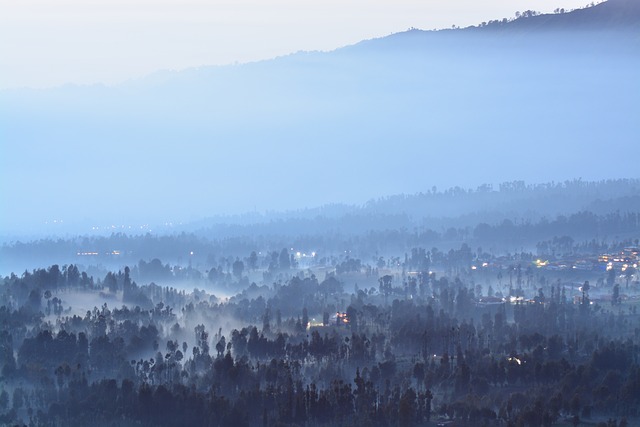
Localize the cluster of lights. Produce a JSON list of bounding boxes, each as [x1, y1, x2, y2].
[[470, 262, 490, 270], [90, 224, 151, 231], [76, 250, 121, 256], [293, 251, 317, 258], [535, 259, 549, 267], [336, 312, 349, 324]]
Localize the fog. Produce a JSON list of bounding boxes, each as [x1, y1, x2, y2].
[[2, 16, 639, 235], [0, 0, 594, 89], [1, 3, 640, 426]]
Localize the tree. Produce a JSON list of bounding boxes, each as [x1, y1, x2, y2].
[[104, 272, 118, 293], [399, 388, 417, 427], [346, 305, 358, 333], [624, 267, 634, 288], [425, 389, 434, 422], [279, 248, 291, 270], [302, 307, 309, 330], [216, 336, 226, 358], [123, 266, 134, 301], [0, 331, 15, 376], [379, 275, 393, 303], [582, 281, 590, 303], [248, 251, 258, 271], [607, 267, 616, 287], [232, 258, 244, 279], [28, 288, 42, 311], [195, 325, 209, 355], [262, 308, 271, 333], [612, 283, 620, 306]]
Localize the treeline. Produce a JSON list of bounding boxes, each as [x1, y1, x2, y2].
[[192, 179, 640, 232], [2, 210, 638, 273], [1, 258, 639, 426]]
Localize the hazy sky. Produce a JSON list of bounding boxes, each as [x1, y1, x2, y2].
[[1, 0, 591, 89]]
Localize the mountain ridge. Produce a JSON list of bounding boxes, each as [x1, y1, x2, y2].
[[122, 0, 640, 89], [1, 0, 638, 234], [2, 0, 639, 93]]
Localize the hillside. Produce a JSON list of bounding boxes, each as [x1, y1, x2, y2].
[[1, 0, 639, 235], [482, 0, 640, 30]]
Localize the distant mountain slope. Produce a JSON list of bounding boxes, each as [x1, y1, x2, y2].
[[1, 0, 639, 234], [349, 0, 639, 54], [478, 0, 640, 30], [184, 178, 640, 232]]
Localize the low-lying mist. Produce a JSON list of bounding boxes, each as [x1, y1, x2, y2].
[[2, 23, 638, 234]]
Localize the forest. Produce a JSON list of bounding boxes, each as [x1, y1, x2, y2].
[[1, 181, 639, 427], [2, 179, 639, 276], [2, 0, 639, 424]]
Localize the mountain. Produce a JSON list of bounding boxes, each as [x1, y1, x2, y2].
[[483, 0, 640, 30], [1, 1, 639, 236]]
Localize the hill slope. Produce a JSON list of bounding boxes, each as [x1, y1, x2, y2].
[[1, 1, 639, 234]]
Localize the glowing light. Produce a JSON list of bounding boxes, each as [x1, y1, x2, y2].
[[336, 312, 349, 324], [507, 357, 522, 365]]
